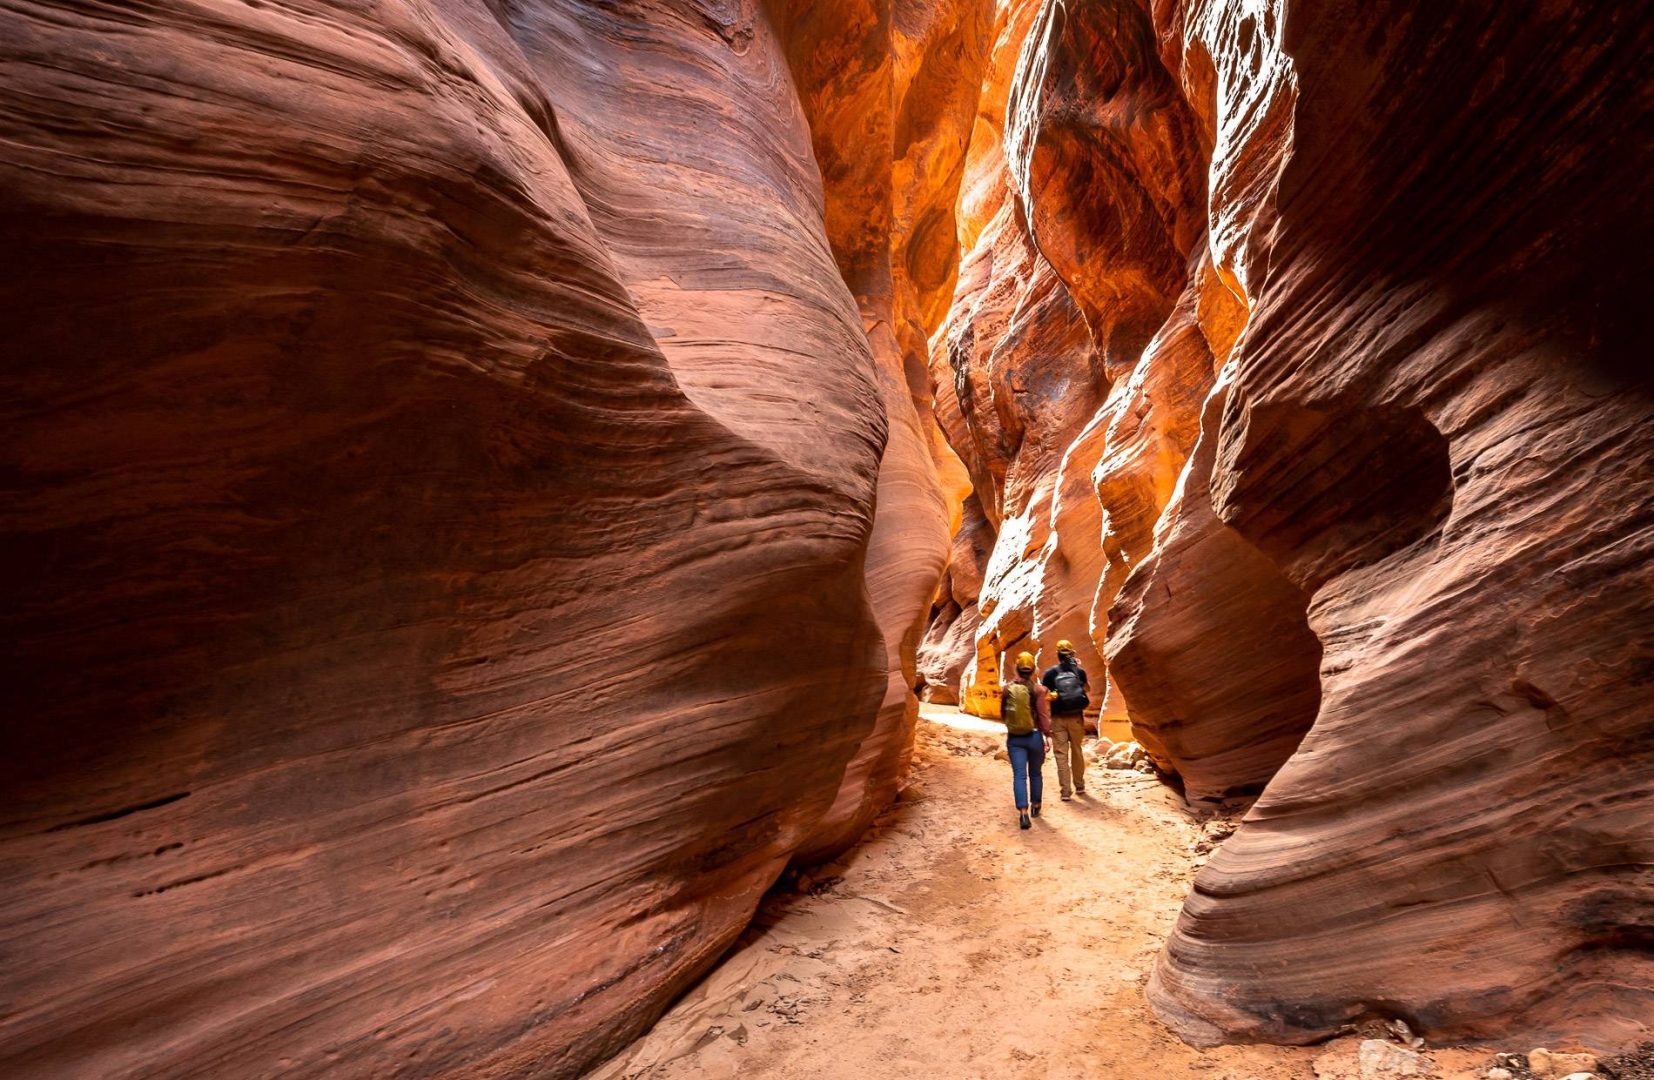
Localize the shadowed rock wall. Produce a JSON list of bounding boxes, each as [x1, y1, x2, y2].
[[0, 0, 981, 1076], [1146, 0, 1654, 1049], [932, 0, 1652, 1051], [774, 0, 989, 862]]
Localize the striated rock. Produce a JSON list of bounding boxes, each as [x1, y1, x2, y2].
[[774, 0, 992, 864], [0, 0, 976, 1076], [916, 495, 995, 704], [1143, 0, 1654, 1053], [927, 0, 1117, 711], [5, 0, 1651, 1069], [932, 0, 1653, 1054], [1105, 367, 1323, 801], [1004, 0, 1205, 377], [1085, 255, 1224, 730]]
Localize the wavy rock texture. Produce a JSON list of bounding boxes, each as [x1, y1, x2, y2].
[[775, 0, 990, 862], [0, 0, 975, 1076], [1146, 0, 1654, 1049], [1105, 358, 1323, 800], [936, 0, 1653, 1051], [915, 494, 994, 704], [5, 0, 1650, 1070], [926, 0, 1114, 711]]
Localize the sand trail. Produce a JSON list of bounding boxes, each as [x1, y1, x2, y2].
[[592, 714, 1492, 1079]]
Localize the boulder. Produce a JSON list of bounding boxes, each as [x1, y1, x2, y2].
[[1528, 1049, 1599, 1078]]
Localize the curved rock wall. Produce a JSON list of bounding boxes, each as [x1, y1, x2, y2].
[[932, 0, 1653, 1052], [1147, 0, 1654, 1049], [774, 0, 990, 862], [5, 0, 1650, 1068], [0, 0, 978, 1076], [926, 0, 1113, 711]]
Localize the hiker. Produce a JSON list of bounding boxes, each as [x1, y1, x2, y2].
[[1001, 650, 1051, 830], [1041, 639, 1091, 800]]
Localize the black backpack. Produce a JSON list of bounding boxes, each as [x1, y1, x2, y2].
[[1050, 665, 1088, 713]]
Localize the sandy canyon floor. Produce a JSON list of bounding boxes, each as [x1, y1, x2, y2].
[[590, 712, 1519, 1080]]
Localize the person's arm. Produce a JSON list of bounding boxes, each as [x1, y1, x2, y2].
[[1078, 664, 1089, 689], [1034, 685, 1052, 737]]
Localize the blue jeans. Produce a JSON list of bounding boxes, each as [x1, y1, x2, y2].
[[1007, 731, 1045, 810]]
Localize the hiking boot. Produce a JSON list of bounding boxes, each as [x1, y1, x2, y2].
[[1060, 792, 1072, 801], [1075, 786, 1086, 796], [1019, 811, 1031, 830], [1030, 803, 1041, 819]]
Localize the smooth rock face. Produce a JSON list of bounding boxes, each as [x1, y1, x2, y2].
[[927, 0, 1115, 709], [1105, 369, 1324, 800], [5, 0, 1651, 1072], [773, 0, 990, 865], [0, 1, 974, 1076], [1145, 0, 1654, 1050], [932, 0, 1653, 1055]]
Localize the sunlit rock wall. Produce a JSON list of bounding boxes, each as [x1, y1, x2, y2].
[[776, 0, 990, 862], [1144, 0, 1654, 1050], [0, 0, 979, 1076], [927, 0, 1113, 712], [935, 0, 1653, 1051]]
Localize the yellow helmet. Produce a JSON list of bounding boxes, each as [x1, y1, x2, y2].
[[1056, 639, 1076, 655], [1014, 651, 1036, 672]]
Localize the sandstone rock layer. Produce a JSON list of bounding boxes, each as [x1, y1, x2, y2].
[[0, 1, 978, 1076], [930, 0, 1652, 1052], [1146, 0, 1654, 1048]]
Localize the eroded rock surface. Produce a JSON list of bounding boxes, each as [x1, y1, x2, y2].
[[1147, 0, 1654, 1049], [0, 0, 977, 1076], [3, 0, 1650, 1069], [936, 0, 1652, 1052], [775, 0, 990, 862]]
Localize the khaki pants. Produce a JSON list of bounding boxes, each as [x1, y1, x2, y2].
[[1051, 714, 1086, 796]]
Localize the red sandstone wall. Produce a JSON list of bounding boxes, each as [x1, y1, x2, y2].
[[1144, 0, 1654, 1048], [935, 0, 1653, 1051], [4, 0, 1650, 1069], [0, 1, 978, 1075]]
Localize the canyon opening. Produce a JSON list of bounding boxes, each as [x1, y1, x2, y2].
[[1, 0, 1650, 1078]]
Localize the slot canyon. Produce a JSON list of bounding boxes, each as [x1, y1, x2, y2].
[[0, 0, 1649, 1077]]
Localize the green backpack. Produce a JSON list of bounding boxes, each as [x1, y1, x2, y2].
[[1002, 682, 1035, 736]]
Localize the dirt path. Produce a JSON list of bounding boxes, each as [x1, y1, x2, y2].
[[590, 713, 1491, 1080]]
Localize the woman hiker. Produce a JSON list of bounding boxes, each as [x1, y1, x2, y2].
[[1001, 651, 1051, 830]]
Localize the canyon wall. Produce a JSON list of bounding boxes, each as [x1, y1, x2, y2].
[[4, 0, 1649, 1069], [774, 0, 987, 862], [1146, 0, 1654, 1049], [923, 0, 1114, 713], [0, 1, 976, 1076], [934, 0, 1652, 1052]]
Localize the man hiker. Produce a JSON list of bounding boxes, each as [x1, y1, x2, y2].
[[1041, 639, 1090, 800], [1000, 650, 1051, 830]]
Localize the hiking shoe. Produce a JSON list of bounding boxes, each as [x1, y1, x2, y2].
[[1019, 811, 1031, 830], [1075, 786, 1086, 795], [1060, 792, 1072, 802], [1030, 803, 1041, 819]]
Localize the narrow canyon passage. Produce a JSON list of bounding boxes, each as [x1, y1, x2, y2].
[[0, 0, 1649, 1077], [592, 712, 1295, 1080], [594, 714, 1497, 1080]]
